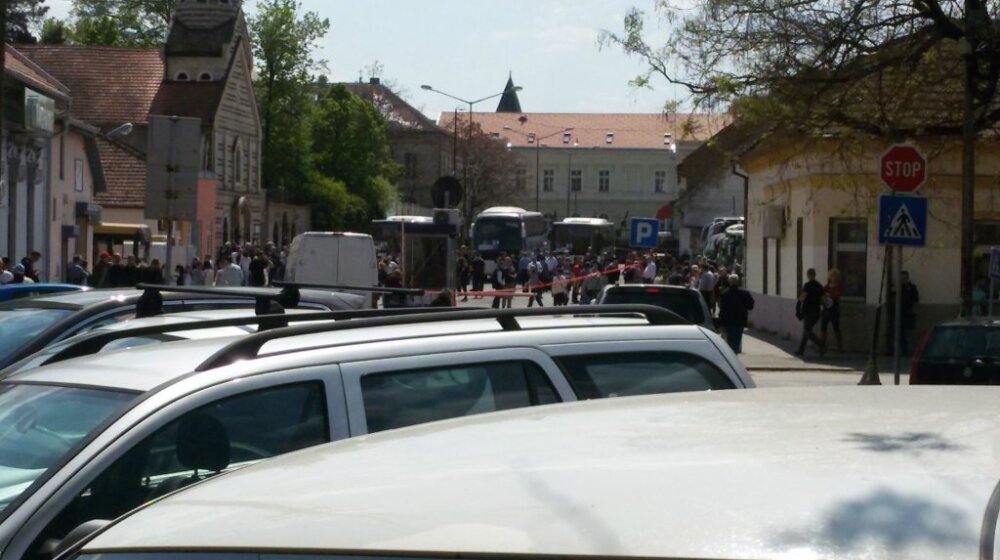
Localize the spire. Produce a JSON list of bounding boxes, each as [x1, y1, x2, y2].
[[496, 72, 522, 113]]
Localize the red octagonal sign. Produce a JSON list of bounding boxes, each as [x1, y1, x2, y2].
[[880, 144, 927, 193]]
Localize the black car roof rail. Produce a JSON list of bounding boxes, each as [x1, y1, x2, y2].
[[29, 307, 469, 368], [135, 283, 319, 316], [194, 304, 686, 372], [272, 281, 425, 296]]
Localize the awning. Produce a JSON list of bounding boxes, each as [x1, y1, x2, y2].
[[94, 222, 151, 242]]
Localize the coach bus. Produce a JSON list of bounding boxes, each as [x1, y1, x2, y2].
[[370, 215, 434, 256], [470, 207, 548, 270], [550, 217, 617, 256]]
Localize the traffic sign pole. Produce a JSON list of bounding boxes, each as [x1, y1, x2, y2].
[[894, 245, 902, 385]]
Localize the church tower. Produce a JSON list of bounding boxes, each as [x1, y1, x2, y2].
[[496, 73, 522, 113], [164, 0, 245, 83]]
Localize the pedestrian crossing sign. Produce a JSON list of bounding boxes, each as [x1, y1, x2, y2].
[[878, 195, 927, 247]]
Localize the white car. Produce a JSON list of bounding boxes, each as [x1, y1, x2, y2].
[[0, 305, 749, 560], [71, 386, 1000, 560]]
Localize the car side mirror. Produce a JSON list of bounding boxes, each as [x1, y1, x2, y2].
[[50, 519, 110, 559]]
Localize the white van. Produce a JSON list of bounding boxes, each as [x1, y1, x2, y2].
[[286, 232, 378, 307]]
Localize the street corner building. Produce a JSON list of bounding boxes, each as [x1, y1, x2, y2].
[[9, 0, 300, 275], [716, 39, 1000, 352]]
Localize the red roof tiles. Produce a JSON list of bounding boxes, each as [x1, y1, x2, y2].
[[95, 139, 146, 208], [5, 45, 69, 99], [19, 45, 164, 127], [438, 112, 731, 150]]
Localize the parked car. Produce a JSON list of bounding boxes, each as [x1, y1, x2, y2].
[[0, 284, 86, 302], [0, 305, 750, 560], [0, 286, 364, 370], [910, 318, 1000, 384], [596, 284, 715, 330], [63, 386, 1000, 560]]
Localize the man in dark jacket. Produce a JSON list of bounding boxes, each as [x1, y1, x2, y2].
[[718, 274, 755, 353], [795, 268, 826, 356]]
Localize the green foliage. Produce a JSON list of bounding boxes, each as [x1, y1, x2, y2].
[[249, 0, 329, 197], [310, 85, 402, 229], [39, 18, 68, 45], [7, 0, 49, 44], [68, 0, 173, 47]]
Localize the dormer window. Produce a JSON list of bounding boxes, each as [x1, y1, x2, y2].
[[563, 132, 571, 144], [605, 132, 614, 144], [176, 72, 189, 81], [199, 72, 212, 81], [527, 133, 536, 144], [663, 133, 673, 145]]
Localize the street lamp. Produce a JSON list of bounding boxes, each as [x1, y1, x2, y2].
[[421, 84, 523, 218], [503, 125, 573, 212]]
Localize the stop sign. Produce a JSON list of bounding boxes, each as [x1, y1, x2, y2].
[[880, 144, 927, 193]]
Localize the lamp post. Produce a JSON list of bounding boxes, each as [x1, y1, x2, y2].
[[503, 126, 573, 213], [420, 84, 522, 219]]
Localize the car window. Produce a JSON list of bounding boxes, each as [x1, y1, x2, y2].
[[600, 289, 706, 324], [555, 352, 736, 399], [923, 326, 1000, 359], [0, 384, 135, 520], [0, 308, 75, 359], [361, 361, 560, 433], [30, 382, 329, 556]]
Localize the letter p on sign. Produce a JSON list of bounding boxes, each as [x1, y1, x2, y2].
[[630, 218, 660, 249]]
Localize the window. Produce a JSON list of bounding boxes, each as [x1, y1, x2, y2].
[[570, 169, 582, 192], [605, 132, 614, 144], [404, 152, 418, 179], [74, 159, 84, 192], [199, 72, 212, 81], [663, 133, 673, 145], [563, 132, 571, 144], [516, 167, 527, 191], [542, 169, 554, 192], [33, 382, 329, 552], [175, 72, 189, 81], [360, 361, 560, 433], [598, 170, 610, 192], [654, 170, 667, 193], [527, 133, 536, 144], [233, 138, 243, 185], [556, 352, 736, 399], [829, 219, 868, 299]]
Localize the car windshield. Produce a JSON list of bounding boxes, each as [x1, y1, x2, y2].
[[0, 383, 135, 516], [923, 326, 1000, 359], [601, 289, 706, 325], [0, 308, 75, 359]]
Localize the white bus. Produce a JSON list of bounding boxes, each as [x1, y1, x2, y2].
[[550, 217, 617, 256], [471, 207, 548, 268]]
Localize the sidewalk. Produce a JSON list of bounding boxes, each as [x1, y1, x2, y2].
[[741, 328, 906, 374]]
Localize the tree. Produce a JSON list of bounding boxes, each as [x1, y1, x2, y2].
[[248, 0, 329, 197], [7, 0, 48, 43], [69, 0, 173, 47], [309, 84, 401, 229], [455, 119, 526, 216], [602, 0, 1000, 314], [39, 18, 68, 45]]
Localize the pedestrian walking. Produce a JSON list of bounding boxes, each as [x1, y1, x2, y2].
[[795, 268, 826, 356], [91, 252, 110, 288], [886, 271, 920, 354], [527, 262, 544, 307], [718, 274, 755, 353], [642, 257, 657, 283], [457, 256, 471, 302], [821, 268, 844, 353], [491, 258, 513, 309], [551, 267, 569, 306], [67, 255, 90, 286], [698, 265, 717, 315], [471, 253, 485, 298], [215, 255, 244, 286]]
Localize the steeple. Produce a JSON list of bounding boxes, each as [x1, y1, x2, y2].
[[173, 0, 241, 30], [496, 73, 522, 113]]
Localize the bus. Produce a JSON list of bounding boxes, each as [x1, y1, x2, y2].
[[470, 207, 548, 269], [370, 216, 434, 256], [550, 217, 617, 256]]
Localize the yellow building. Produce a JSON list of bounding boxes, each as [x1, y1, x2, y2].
[[742, 135, 1000, 351]]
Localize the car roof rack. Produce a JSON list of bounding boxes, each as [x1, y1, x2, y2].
[[194, 304, 686, 372], [272, 281, 425, 296], [21, 307, 471, 369]]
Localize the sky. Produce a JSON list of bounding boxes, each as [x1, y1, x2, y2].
[[46, 0, 683, 121]]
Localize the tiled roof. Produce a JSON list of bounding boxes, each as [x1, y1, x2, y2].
[[150, 81, 224, 123], [342, 82, 442, 132], [95, 139, 146, 208], [5, 45, 69, 99], [19, 45, 164, 127], [439, 112, 731, 150], [678, 120, 769, 188]]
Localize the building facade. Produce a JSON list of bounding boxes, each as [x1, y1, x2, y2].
[[439, 112, 727, 236]]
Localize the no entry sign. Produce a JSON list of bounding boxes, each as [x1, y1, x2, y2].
[[880, 144, 927, 193]]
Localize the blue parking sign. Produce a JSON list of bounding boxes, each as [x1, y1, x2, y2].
[[629, 218, 659, 249]]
